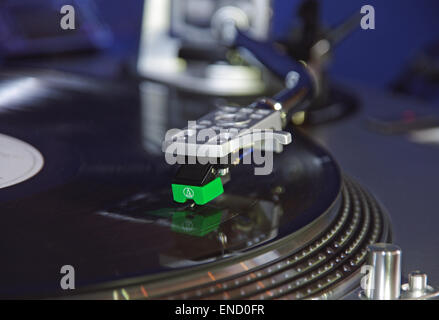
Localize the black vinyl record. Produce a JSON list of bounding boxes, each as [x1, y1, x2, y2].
[[0, 70, 345, 298]]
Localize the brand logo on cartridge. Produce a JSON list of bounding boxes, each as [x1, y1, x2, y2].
[[183, 187, 195, 199], [0, 133, 44, 189]]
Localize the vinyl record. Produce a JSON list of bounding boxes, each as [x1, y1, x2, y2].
[[0, 70, 390, 299]]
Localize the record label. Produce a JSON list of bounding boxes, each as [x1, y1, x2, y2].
[[0, 133, 44, 189]]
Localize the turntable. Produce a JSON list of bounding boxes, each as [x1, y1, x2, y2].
[[1, 1, 439, 302], [0, 68, 413, 300]]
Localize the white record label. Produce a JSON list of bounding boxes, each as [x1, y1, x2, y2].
[[0, 133, 44, 189]]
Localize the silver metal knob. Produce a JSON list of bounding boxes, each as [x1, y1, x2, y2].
[[408, 271, 428, 292], [401, 270, 437, 299], [365, 243, 402, 300]]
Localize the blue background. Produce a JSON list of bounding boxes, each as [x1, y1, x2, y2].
[[3, 0, 438, 90], [94, 0, 439, 88], [272, 0, 439, 88]]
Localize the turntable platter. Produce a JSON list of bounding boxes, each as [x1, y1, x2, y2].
[[0, 70, 390, 299]]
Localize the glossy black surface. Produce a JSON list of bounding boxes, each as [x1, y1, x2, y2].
[[0, 71, 341, 298]]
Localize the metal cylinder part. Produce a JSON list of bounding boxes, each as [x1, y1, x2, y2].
[[408, 271, 428, 292], [365, 243, 402, 300]]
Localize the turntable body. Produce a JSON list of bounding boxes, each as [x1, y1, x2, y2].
[[310, 83, 439, 294]]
